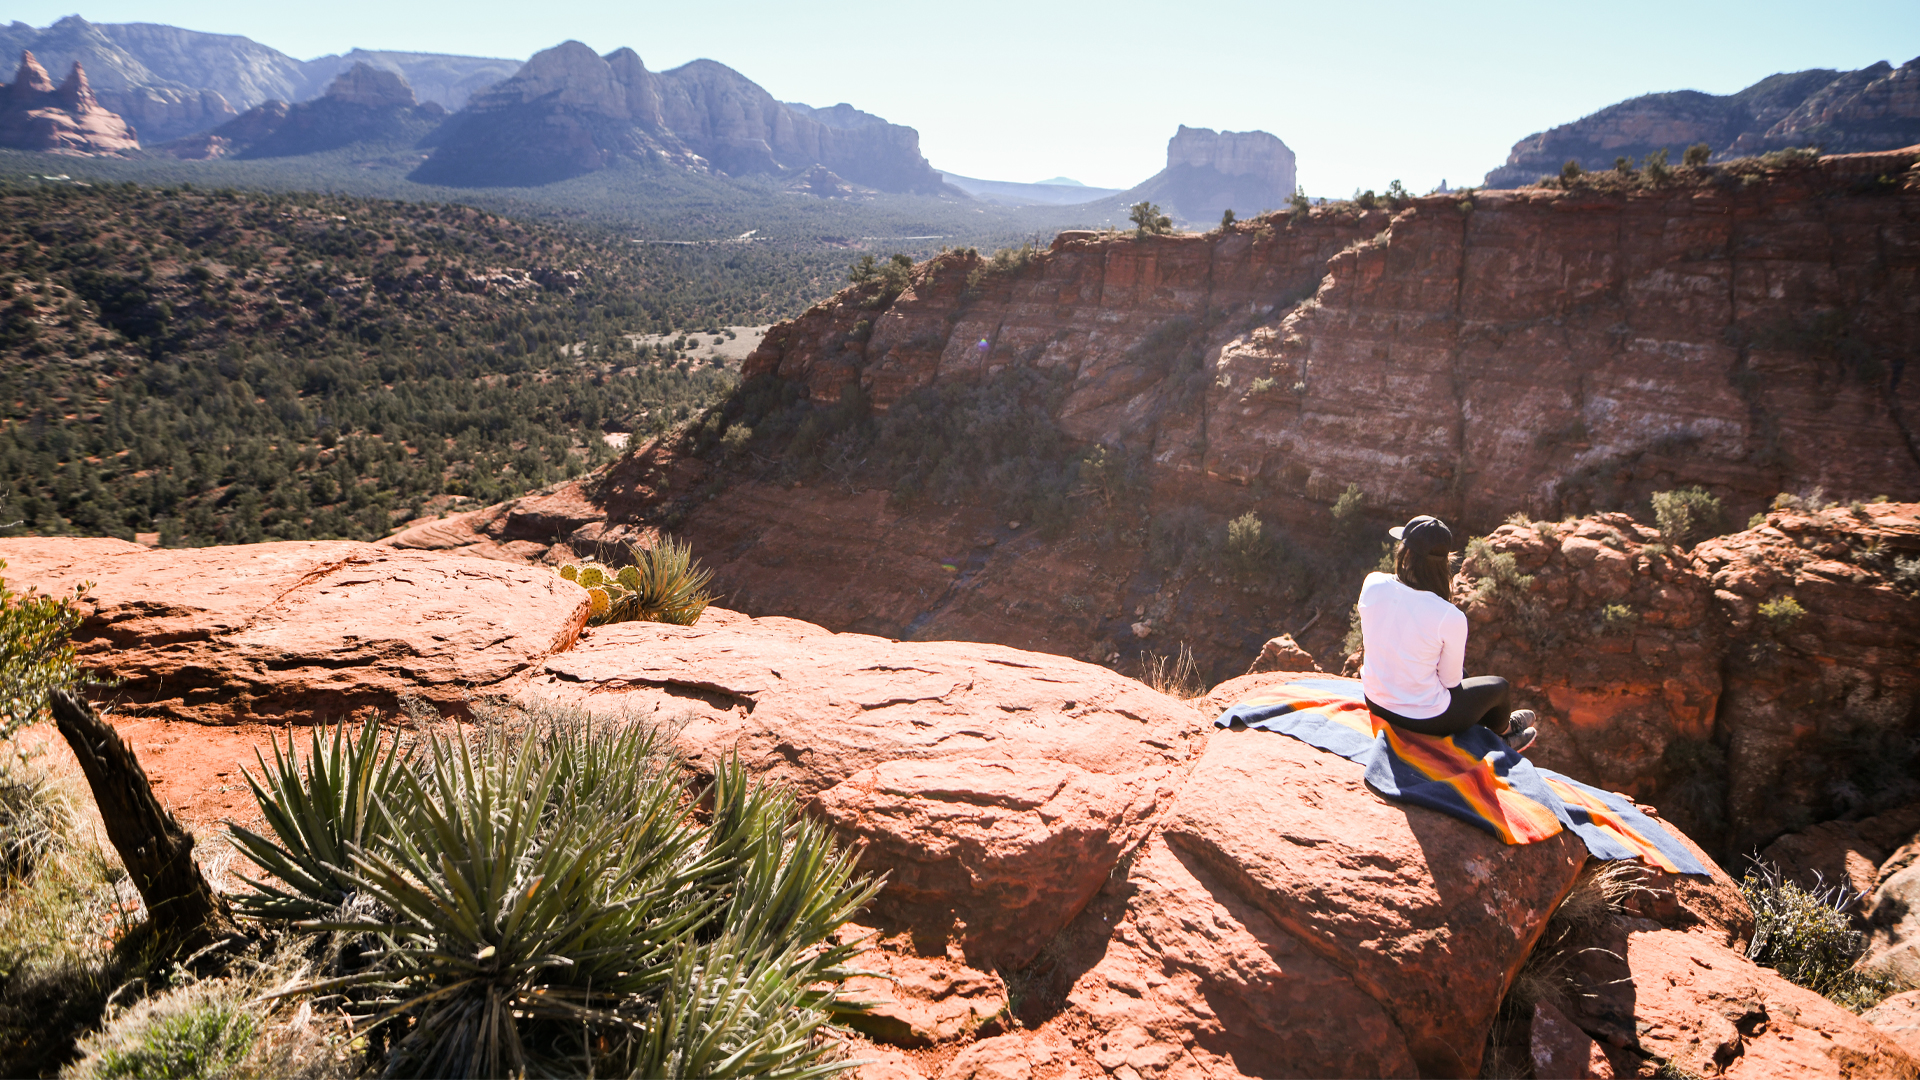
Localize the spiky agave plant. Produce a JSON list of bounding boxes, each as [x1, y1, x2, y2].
[[558, 537, 715, 627], [242, 715, 877, 1079], [228, 718, 409, 920]]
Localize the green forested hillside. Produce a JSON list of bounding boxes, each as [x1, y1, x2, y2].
[[0, 178, 737, 545]]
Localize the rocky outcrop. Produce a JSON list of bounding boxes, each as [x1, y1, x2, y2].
[[9, 540, 1913, 1078], [521, 614, 1203, 969], [413, 40, 942, 191], [1486, 58, 1920, 187], [0, 16, 517, 138], [0, 537, 589, 723], [1106, 125, 1297, 225], [0, 51, 138, 154], [158, 61, 445, 160]]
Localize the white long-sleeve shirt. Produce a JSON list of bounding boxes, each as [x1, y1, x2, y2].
[[1357, 571, 1467, 719]]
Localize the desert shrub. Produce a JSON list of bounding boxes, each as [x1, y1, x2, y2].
[[89, 995, 258, 1080], [1742, 866, 1897, 1011], [1329, 483, 1367, 542], [238, 713, 876, 1079], [1289, 188, 1311, 216], [1894, 555, 1920, 592], [1218, 208, 1236, 229], [1600, 604, 1638, 633], [559, 536, 715, 626], [1248, 376, 1275, 394], [1353, 189, 1378, 210], [0, 560, 90, 743], [1643, 148, 1672, 181], [1650, 486, 1724, 548], [1129, 202, 1172, 237], [986, 243, 1037, 276], [1225, 512, 1278, 575], [1561, 159, 1584, 184], [1465, 538, 1535, 606], [1147, 505, 1216, 574], [1614, 156, 1633, 175], [1759, 594, 1806, 631], [1076, 444, 1137, 509], [1773, 487, 1833, 513], [1684, 143, 1712, 167]]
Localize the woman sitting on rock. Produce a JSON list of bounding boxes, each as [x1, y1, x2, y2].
[[1358, 514, 1538, 752]]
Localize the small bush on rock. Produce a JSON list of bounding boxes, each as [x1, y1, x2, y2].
[[1650, 486, 1723, 548], [1758, 594, 1806, 631], [1742, 865, 1897, 1011]]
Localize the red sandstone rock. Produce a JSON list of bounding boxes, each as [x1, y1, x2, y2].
[[1693, 503, 1920, 855], [1532, 1001, 1616, 1079], [1243, 632, 1322, 674], [839, 943, 1007, 1048], [0, 52, 138, 154], [1759, 802, 1920, 916], [1863, 856, 1920, 987], [1864, 991, 1920, 1061], [1612, 929, 1917, 1078], [0, 537, 589, 722], [523, 616, 1203, 968], [1157, 713, 1587, 1076]]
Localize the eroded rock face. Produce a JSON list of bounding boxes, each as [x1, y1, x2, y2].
[[523, 615, 1204, 968], [413, 40, 942, 191], [0, 52, 138, 154], [0, 537, 589, 722], [1693, 503, 1920, 854]]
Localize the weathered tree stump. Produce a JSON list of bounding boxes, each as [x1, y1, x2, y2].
[[49, 689, 239, 957]]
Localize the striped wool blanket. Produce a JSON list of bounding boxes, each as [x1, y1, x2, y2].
[[1215, 677, 1707, 875]]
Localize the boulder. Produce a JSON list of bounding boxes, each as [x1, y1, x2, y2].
[[1608, 928, 1917, 1078], [1759, 801, 1920, 917], [1530, 1001, 1616, 1079], [1154, 721, 1587, 1077], [1243, 633, 1323, 675], [525, 616, 1204, 968], [0, 537, 590, 722], [1862, 858, 1920, 986], [1864, 990, 1920, 1061], [838, 942, 1006, 1048]]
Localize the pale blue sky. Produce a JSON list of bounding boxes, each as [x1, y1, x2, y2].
[[10, 1, 1917, 195]]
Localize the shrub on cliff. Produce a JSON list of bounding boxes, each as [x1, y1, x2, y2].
[[1129, 201, 1172, 237], [235, 710, 877, 1078], [1742, 865, 1896, 1012], [1650, 486, 1724, 548]]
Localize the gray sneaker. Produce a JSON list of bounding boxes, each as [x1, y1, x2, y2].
[[1503, 709, 1538, 753]]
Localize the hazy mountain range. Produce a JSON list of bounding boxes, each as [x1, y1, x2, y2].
[[1485, 56, 1920, 187]]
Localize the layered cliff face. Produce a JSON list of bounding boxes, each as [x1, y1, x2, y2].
[[413, 40, 943, 191], [0, 50, 138, 154], [1486, 58, 1920, 188], [159, 61, 446, 160], [750, 149, 1920, 525]]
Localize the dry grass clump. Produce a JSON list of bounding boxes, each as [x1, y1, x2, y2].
[[1142, 643, 1204, 700]]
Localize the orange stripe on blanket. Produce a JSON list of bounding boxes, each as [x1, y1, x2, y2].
[[1381, 724, 1565, 844], [1547, 779, 1684, 873]]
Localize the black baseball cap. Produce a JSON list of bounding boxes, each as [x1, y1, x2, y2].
[[1389, 515, 1459, 555]]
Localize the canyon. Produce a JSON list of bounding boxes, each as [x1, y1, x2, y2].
[[388, 146, 1920, 866]]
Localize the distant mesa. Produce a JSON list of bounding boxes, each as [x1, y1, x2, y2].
[[1035, 176, 1086, 186], [0, 50, 139, 155], [412, 40, 944, 192], [158, 61, 445, 160], [1113, 125, 1297, 225], [1484, 56, 1920, 187]]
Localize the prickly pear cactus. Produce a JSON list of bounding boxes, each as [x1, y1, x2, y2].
[[552, 537, 714, 627]]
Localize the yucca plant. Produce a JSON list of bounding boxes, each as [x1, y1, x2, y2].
[[228, 718, 409, 920], [558, 537, 715, 626], [238, 711, 877, 1079]]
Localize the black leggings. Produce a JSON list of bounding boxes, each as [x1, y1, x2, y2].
[[1366, 676, 1515, 737]]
